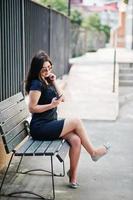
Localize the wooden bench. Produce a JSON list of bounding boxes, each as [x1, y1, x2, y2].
[[0, 92, 70, 199]]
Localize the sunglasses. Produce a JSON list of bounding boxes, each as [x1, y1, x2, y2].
[[41, 65, 52, 72]]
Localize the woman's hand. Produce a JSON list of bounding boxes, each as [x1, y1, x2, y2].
[[48, 73, 56, 83], [51, 96, 63, 108], [48, 73, 65, 102]]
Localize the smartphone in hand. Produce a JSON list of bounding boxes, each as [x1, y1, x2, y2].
[[56, 94, 63, 100]]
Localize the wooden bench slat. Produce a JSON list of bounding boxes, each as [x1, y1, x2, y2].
[[1, 109, 29, 134], [45, 140, 63, 156], [2, 122, 26, 144], [56, 141, 70, 162], [15, 137, 34, 156], [0, 100, 28, 124], [24, 141, 43, 156], [5, 129, 27, 153], [0, 93, 23, 112], [35, 141, 52, 156]]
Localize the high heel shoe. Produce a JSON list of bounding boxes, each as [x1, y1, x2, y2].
[[69, 182, 79, 189], [91, 142, 111, 162], [67, 170, 79, 189]]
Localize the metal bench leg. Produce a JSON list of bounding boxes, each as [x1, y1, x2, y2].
[[0, 154, 50, 199], [51, 156, 55, 200], [17, 157, 65, 178], [8, 191, 46, 199], [16, 155, 23, 173], [0, 152, 14, 193], [0, 155, 64, 199], [62, 161, 65, 177]]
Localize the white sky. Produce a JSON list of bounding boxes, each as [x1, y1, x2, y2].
[[83, 0, 105, 6], [83, 0, 120, 6]]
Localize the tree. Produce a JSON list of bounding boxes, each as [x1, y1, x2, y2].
[[100, 25, 110, 43], [70, 10, 83, 26], [82, 13, 110, 43], [82, 14, 101, 31], [123, 0, 128, 4], [35, 0, 68, 15]]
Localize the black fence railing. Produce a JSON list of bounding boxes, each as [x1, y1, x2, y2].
[[0, 0, 70, 101], [50, 10, 70, 76], [24, 0, 50, 76], [0, 0, 23, 100]]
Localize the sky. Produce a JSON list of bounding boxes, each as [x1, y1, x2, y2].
[[82, 0, 120, 6], [83, 0, 106, 6]]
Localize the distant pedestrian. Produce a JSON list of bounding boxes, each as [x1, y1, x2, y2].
[[25, 50, 110, 189]]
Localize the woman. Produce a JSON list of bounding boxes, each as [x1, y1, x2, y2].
[[25, 50, 110, 189]]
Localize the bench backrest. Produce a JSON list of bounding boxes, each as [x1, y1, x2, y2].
[[0, 93, 29, 153]]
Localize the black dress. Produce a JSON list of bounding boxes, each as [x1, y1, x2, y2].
[[29, 79, 64, 140]]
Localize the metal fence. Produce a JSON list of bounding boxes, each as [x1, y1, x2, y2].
[[50, 10, 70, 76], [0, 0, 70, 101], [0, 0, 23, 101]]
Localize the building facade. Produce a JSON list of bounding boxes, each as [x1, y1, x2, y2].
[[125, 0, 133, 49]]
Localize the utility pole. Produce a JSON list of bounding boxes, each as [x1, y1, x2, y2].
[[68, 0, 71, 16]]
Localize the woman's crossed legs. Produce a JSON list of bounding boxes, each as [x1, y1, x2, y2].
[[60, 118, 109, 185]]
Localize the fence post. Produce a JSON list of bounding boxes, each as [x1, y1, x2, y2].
[[112, 30, 117, 93], [21, 0, 26, 96], [0, 0, 9, 170], [48, 5, 51, 56]]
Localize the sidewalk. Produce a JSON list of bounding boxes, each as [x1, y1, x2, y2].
[[58, 48, 119, 120]]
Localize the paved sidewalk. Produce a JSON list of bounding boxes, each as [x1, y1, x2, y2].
[[58, 48, 133, 120], [58, 48, 119, 120]]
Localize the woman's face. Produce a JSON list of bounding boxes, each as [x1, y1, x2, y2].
[[39, 61, 52, 78]]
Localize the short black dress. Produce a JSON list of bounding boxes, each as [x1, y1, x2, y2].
[[29, 79, 65, 140]]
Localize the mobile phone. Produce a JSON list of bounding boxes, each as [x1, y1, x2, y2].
[[56, 94, 63, 100]]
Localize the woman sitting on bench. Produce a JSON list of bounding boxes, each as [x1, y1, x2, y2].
[[25, 50, 110, 189]]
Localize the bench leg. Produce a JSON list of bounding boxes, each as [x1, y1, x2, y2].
[[0, 153, 55, 199], [17, 156, 65, 178], [53, 161, 65, 178], [62, 161, 65, 177], [49, 158, 66, 199], [0, 154, 65, 199], [50, 156, 55, 200], [16, 155, 23, 173]]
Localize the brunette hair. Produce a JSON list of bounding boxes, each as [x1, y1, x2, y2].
[[25, 50, 52, 93]]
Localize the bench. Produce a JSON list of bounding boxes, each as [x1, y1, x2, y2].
[[0, 92, 70, 199]]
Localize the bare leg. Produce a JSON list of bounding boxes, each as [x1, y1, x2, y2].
[[60, 118, 107, 157], [62, 133, 81, 183]]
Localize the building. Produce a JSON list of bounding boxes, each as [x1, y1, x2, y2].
[[71, 0, 119, 28], [125, 0, 133, 49]]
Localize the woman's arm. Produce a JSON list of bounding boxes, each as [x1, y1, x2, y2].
[[28, 90, 61, 113], [49, 73, 65, 102], [53, 81, 65, 102]]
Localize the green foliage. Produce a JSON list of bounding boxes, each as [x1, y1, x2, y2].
[[82, 14, 100, 30], [100, 25, 110, 43], [39, 0, 68, 14], [70, 10, 83, 25], [123, 0, 128, 4], [82, 13, 110, 43]]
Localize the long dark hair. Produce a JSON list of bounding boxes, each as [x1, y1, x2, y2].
[[25, 50, 52, 93]]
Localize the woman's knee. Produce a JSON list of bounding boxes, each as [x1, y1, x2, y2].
[[69, 134, 81, 147], [60, 118, 83, 138]]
